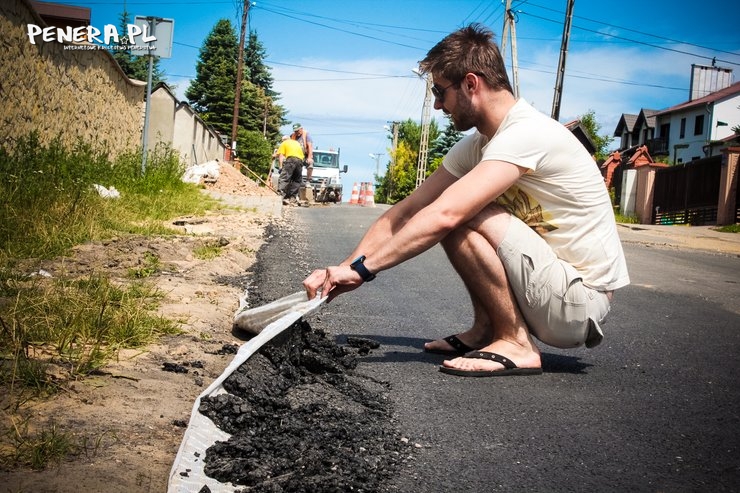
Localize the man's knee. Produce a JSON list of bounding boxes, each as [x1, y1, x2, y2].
[[466, 203, 510, 229], [445, 203, 511, 249]]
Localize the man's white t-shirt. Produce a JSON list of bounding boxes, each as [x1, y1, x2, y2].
[[443, 99, 630, 292]]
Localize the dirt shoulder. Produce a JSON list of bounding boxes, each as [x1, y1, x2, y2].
[[1, 167, 282, 492]]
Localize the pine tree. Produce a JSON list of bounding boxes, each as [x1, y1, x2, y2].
[[186, 22, 286, 143], [246, 32, 275, 96], [430, 118, 463, 161], [185, 19, 238, 135], [109, 9, 164, 84], [245, 31, 286, 143]]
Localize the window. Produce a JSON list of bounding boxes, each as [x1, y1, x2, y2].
[[694, 114, 704, 135], [679, 118, 686, 139]]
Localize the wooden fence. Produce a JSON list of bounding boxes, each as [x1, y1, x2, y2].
[[652, 155, 722, 225]]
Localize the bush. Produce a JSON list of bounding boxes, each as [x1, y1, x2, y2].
[[236, 129, 273, 179]]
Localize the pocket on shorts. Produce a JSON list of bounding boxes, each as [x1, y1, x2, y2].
[[553, 262, 586, 305], [551, 262, 588, 319]]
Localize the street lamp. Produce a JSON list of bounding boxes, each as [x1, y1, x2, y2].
[[369, 153, 384, 177]]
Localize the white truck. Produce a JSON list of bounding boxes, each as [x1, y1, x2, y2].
[[272, 148, 347, 203], [305, 148, 347, 203]]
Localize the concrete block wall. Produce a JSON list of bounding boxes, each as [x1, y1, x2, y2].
[[148, 83, 227, 166], [0, 0, 145, 157]]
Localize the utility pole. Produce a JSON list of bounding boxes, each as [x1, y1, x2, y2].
[[140, 17, 157, 174], [230, 0, 250, 159], [386, 121, 399, 202], [551, 0, 575, 121], [500, 0, 520, 98], [416, 75, 433, 189]]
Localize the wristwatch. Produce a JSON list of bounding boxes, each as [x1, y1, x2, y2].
[[349, 255, 376, 282]]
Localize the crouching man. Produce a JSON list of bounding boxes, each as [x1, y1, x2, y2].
[[303, 24, 629, 377]]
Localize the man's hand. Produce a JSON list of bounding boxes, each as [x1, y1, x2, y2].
[[303, 265, 363, 302], [306, 157, 314, 166]]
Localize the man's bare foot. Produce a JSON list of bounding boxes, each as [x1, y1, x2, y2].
[[424, 329, 490, 355], [440, 339, 541, 374]]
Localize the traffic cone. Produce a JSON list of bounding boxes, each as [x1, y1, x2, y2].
[[349, 182, 360, 204], [358, 182, 367, 206], [362, 182, 375, 207]]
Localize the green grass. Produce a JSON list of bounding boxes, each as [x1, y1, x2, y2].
[[1, 273, 179, 381], [127, 251, 161, 279], [1, 419, 76, 470], [193, 243, 224, 260], [715, 223, 740, 233], [0, 134, 219, 261]]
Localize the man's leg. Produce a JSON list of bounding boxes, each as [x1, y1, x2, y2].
[[287, 160, 303, 199], [277, 165, 290, 198], [425, 205, 541, 372]]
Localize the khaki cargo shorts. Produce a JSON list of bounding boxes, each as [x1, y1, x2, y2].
[[497, 217, 611, 349]]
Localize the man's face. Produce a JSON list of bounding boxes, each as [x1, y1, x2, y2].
[[294, 128, 303, 136], [434, 75, 475, 132]]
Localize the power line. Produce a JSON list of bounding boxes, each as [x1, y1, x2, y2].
[[520, 6, 739, 66], [526, 1, 740, 57], [256, 1, 447, 35], [266, 60, 415, 79], [462, 0, 490, 25], [252, 4, 429, 51], [170, 52, 688, 92]]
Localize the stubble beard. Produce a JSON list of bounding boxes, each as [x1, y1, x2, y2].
[[450, 90, 476, 132]]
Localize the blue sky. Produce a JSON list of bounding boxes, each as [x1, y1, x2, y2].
[[83, 0, 740, 189]]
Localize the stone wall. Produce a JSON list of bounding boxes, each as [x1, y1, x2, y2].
[[0, 0, 145, 157]]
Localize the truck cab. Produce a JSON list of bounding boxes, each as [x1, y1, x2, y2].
[[304, 149, 347, 203]]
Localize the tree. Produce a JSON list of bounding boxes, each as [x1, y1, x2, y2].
[[430, 118, 463, 159], [427, 118, 463, 175], [580, 110, 613, 161], [185, 19, 238, 135], [375, 140, 417, 204], [375, 119, 441, 204], [245, 31, 287, 143], [245, 32, 276, 97], [185, 21, 286, 147], [109, 9, 164, 84]]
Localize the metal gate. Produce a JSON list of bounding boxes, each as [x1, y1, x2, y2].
[[652, 155, 722, 225]]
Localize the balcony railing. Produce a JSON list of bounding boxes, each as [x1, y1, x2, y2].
[[646, 138, 669, 155]]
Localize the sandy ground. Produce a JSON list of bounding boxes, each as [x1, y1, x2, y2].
[[1, 163, 283, 492]]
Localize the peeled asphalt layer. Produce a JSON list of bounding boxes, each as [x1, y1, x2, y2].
[[245, 204, 740, 492]]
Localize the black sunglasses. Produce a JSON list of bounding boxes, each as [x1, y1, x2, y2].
[[431, 78, 462, 101]]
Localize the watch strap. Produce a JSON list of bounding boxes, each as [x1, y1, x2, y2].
[[350, 255, 375, 282]]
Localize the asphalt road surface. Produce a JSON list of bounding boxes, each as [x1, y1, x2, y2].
[[257, 204, 740, 493]]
